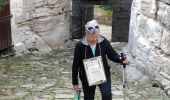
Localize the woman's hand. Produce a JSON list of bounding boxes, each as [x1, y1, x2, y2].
[[73, 85, 80, 91], [123, 58, 128, 65]]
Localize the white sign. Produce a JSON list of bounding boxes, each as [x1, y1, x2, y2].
[[83, 56, 106, 86]]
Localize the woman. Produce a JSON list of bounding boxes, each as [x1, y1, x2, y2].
[[72, 20, 128, 100]]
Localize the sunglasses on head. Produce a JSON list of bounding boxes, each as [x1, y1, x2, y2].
[[87, 26, 99, 30]]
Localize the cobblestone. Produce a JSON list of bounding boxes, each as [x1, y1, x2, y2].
[[0, 41, 169, 100]]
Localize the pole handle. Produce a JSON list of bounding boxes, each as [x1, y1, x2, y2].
[[120, 53, 126, 68]]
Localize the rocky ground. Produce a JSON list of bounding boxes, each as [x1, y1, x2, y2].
[[0, 40, 169, 100]]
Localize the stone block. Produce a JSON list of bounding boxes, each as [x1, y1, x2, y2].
[[24, 32, 52, 52], [15, 15, 28, 24], [141, 0, 157, 18], [161, 78, 170, 87], [14, 42, 28, 54], [168, 90, 170, 96], [161, 28, 170, 54], [33, 0, 45, 8], [160, 0, 170, 4], [33, 83, 55, 91], [148, 51, 164, 70], [160, 71, 170, 81], [31, 21, 55, 34], [112, 91, 123, 96], [11, 0, 71, 53], [164, 85, 170, 91], [16, 0, 23, 8], [11, 8, 23, 16], [47, 0, 57, 5], [32, 7, 51, 18], [10, 0, 17, 8], [54, 94, 74, 99], [42, 22, 70, 48], [138, 16, 163, 48], [157, 2, 170, 29]]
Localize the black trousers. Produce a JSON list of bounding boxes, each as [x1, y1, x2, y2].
[[81, 77, 112, 100]]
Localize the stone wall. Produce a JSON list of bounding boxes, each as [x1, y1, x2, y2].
[[10, 0, 71, 54], [128, 0, 170, 95]]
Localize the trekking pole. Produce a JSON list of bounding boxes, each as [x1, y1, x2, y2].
[[121, 53, 126, 100], [74, 90, 81, 100]]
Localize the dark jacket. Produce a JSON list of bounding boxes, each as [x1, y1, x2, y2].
[[72, 36, 121, 85]]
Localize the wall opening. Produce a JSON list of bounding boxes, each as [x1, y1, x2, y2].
[[71, 0, 132, 42], [94, 5, 112, 41]]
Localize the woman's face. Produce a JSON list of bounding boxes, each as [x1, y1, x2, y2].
[[87, 33, 99, 45], [86, 25, 100, 45]]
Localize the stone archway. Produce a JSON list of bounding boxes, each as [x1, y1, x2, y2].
[[71, 0, 133, 42]]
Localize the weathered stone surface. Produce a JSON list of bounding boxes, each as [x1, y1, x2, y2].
[[168, 90, 170, 96], [14, 42, 29, 54], [129, 0, 170, 96], [47, 0, 58, 5], [157, 1, 170, 29], [0, 41, 169, 99], [13, 25, 52, 52], [15, 91, 29, 98], [160, 0, 170, 4], [160, 71, 170, 81], [54, 94, 74, 99], [138, 16, 163, 48], [161, 78, 170, 87], [141, 0, 157, 18], [21, 83, 36, 89], [112, 91, 123, 96], [33, 83, 56, 91], [161, 28, 170, 54], [11, 0, 71, 53], [33, 0, 46, 8], [164, 85, 170, 91]]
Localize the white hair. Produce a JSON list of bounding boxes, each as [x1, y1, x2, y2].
[[85, 20, 100, 34]]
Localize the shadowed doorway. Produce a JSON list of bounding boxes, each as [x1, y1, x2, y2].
[[71, 0, 132, 42], [94, 5, 112, 41]]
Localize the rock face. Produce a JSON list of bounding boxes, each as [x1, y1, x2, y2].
[[10, 0, 71, 53], [129, 0, 170, 95]]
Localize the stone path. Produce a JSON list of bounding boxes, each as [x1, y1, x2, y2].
[[0, 41, 169, 100], [100, 24, 112, 41]]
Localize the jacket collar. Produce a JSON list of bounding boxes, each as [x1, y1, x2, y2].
[[80, 35, 104, 45]]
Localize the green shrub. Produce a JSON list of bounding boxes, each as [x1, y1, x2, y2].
[[0, 0, 8, 6], [99, 5, 112, 17]]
